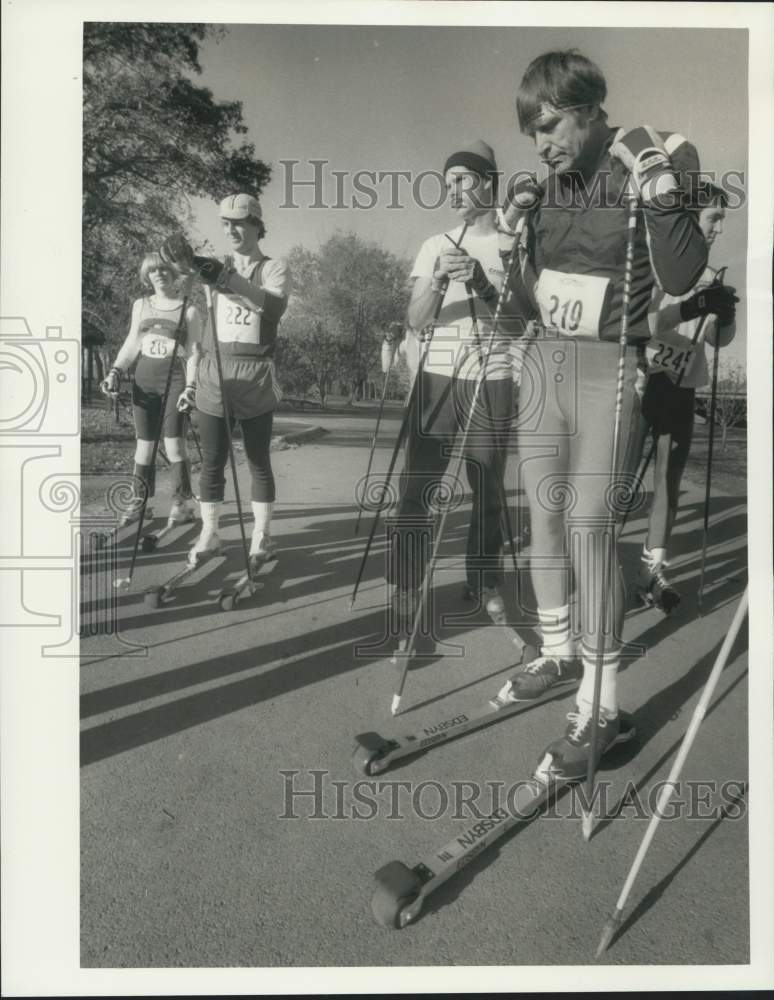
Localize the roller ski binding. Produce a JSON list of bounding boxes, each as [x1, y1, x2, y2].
[[636, 552, 681, 615], [369, 715, 635, 929], [143, 530, 222, 609], [142, 499, 198, 553], [216, 531, 276, 612]]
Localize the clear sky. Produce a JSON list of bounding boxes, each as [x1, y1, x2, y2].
[[191, 24, 748, 363]]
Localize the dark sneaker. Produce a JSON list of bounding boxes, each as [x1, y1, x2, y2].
[[536, 709, 635, 783], [637, 564, 681, 614], [490, 654, 581, 707]]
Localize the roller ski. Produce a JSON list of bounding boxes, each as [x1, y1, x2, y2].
[[463, 583, 525, 654], [354, 643, 579, 776], [369, 714, 636, 929], [215, 529, 276, 612], [143, 522, 223, 608], [636, 549, 681, 615], [141, 499, 198, 553]]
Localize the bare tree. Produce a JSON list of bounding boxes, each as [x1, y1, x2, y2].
[[714, 360, 747, 451]]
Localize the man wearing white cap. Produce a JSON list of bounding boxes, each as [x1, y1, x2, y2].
[[162, 193, 291, 566]]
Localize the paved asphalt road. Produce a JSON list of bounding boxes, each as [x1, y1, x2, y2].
[[80, 403, 749, 969]]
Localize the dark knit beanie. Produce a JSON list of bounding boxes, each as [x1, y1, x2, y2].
[[443, 140, 499, 195]]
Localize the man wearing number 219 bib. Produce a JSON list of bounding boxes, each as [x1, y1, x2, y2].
[[183, 193, 291, 565], [491, 50, 708, 779], [635, 182, 737, 611]]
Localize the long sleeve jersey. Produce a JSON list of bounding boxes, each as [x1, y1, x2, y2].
[[517, 126, 708, 344]]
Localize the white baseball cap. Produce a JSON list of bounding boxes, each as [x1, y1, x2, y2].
[[219, 193, 263, 221]]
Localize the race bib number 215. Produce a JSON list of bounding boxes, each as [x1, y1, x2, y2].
[[536, 269, 611, 338]]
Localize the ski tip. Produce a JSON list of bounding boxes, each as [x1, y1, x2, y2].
[[390, 694, 401, 716], [594, 910, 621, 959], [581, 810, 594, 841]]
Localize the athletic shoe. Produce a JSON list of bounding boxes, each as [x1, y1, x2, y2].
[[462, 583, 505, 617], [637, 558, 681, 614], [119, 501, 153, 527], [490, 653, 581, 707], [537, 709, 627, 783], [250, 530, 277, 560], [168, 499, 197, 524], [188, 529, 221, 565]]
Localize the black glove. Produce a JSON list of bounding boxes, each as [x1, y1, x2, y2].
[[679, 284, 738, 325], [160, 235, 229, 288], [469, 258, 498, 303]]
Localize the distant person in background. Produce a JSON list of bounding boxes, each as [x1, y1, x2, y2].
[[101, 253, 202, 526], [635, 181, 738, 612]]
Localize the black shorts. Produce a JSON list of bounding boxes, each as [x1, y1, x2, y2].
[[642, 371, 695, 442], [132, 356, 187, 440]]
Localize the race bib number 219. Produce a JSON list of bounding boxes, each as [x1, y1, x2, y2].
[[536, 269, 611, 338]]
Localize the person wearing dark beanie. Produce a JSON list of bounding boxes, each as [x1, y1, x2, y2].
[[383, 138, 536, 643]]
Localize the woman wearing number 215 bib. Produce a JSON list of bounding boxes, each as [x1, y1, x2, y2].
[[102, 253, 203, 526], [491, 50, 709, 779]]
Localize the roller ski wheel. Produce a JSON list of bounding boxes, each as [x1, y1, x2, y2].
[[143, 548, 221, 610], [144, 587, 163, 609], [352, 732, 399, 776], [141, 534, 158, 554], [217, 568, 265, 612], [371, 861, 424, 929], [637, 576, 681, 615]]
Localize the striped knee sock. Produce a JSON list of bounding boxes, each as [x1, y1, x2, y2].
[[577, 643, 620, 720], [538, 604, 575, 659]]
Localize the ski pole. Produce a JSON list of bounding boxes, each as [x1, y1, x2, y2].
[[618, 267, 727, 539], [350, 223, 469, 609], [355, 347, 395, 537], [391, 239, 522, 715], [465, 282, 521, 584], [202, 283, 254, 589], [114, 297, 190, 589], [697, 300, 725, 613], [595, 586, 748, 957], [582, 194, 639, 841]]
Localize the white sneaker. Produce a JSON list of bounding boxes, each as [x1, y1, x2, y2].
[[119, 501, 153, 527], [250, 530, 277, 561], [188, 529, 221, 565], [168, 499, 197, 524]]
